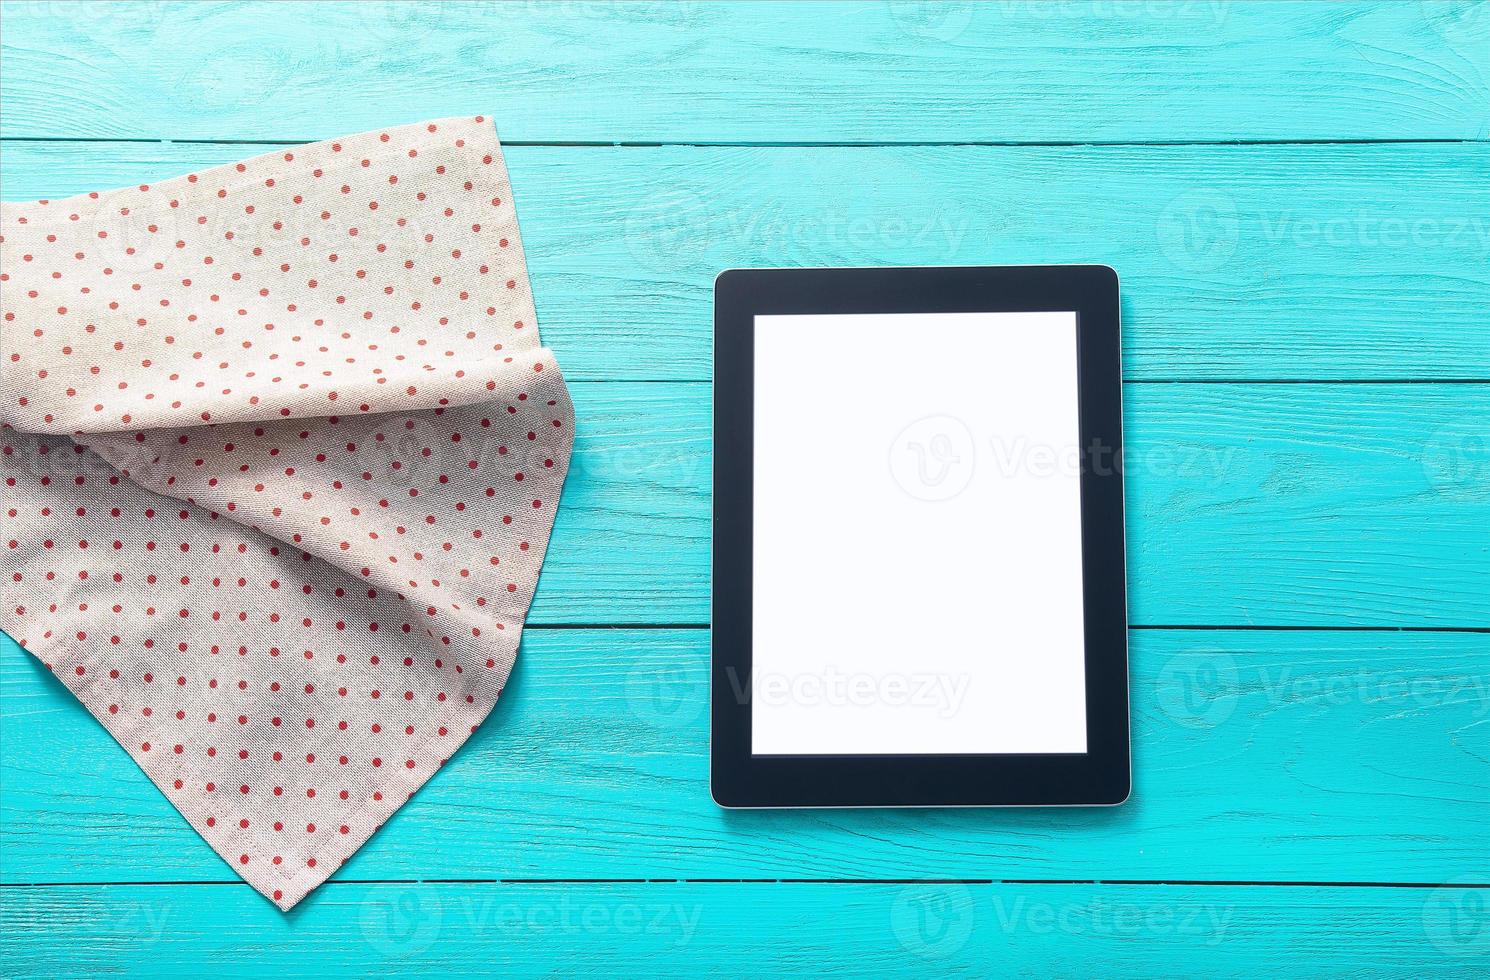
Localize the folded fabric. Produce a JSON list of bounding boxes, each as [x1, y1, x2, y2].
[[0, 116, 573, 908]]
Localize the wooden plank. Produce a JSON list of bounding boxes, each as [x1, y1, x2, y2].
[[2, 881, 1488, 976], [546, 381, 1490, 627], [2, 140, 1486, 382], [4, 880, 1487, 976], [4, 628, 1487, 885], [533, 382, 708, 624], [1121, 383, 1488, 628], [1, 2, 1486, 143], [0, 380, 1484, 627]]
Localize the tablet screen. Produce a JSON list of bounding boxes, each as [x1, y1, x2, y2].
[[751, 311, 1088, 755]]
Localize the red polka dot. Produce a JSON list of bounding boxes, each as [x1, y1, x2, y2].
[[0, 113, 573, 910]]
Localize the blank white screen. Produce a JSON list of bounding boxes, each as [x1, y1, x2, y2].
[[751, 311, 1087, 755]]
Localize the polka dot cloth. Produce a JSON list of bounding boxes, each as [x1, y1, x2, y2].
[[0, 116, 573, 909]]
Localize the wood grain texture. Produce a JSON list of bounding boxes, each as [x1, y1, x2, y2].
[[1, 1, 1486, 143], [4, 880, 1488, 977], [0, 380, 1482, 627], [3, 4, 1489, 972], [4, 628, 1487, 884], [526, 381, 1490, 627], [3, 140, 1487, 381]]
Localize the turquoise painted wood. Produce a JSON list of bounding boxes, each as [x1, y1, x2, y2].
[[419, 382, 1490, 626], [0, 381, 1481, 628], [5, 881, 1489, 977], [3, 140, 1487, 382], [1, 1, 1486, 143], [4, 628, 1488, 884], [3, 1, 1488, 975]]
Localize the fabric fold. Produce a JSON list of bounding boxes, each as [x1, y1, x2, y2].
[[1, 116, 573, 908]]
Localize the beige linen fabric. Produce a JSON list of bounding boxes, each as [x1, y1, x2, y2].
[[0, 116, 573, 908]]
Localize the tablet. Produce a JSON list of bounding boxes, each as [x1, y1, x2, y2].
[[711, 265, 1129, 808]]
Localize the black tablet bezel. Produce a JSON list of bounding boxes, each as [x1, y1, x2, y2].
[[712, 265, 1129, 808]]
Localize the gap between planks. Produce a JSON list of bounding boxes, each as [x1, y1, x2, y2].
[[2, 137, 1488, 149], [3, 878, 1487, 889], [528, 625, 1490, 633], [490, 380, 1490, 386]]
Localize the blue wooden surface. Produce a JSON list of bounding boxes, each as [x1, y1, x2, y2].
[[1, 2, 1487, 976]]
